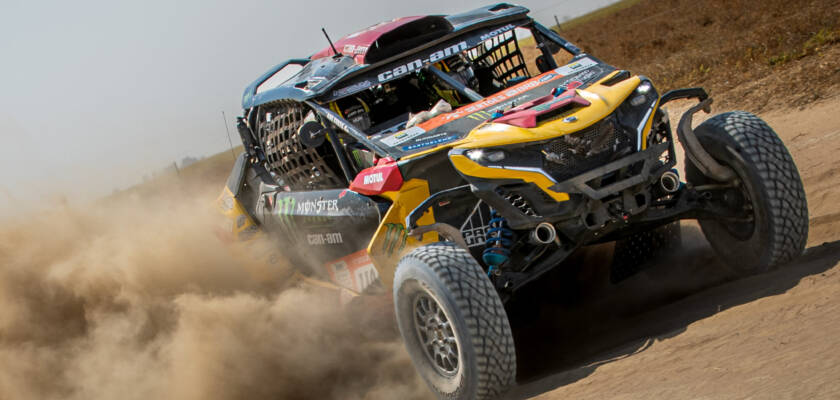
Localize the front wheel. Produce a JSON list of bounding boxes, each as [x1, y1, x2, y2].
[[394, 243, 516, 399], [686, 111, 808, 275]]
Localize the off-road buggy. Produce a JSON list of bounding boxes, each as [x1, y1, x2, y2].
[[217, 4, 808, 399]]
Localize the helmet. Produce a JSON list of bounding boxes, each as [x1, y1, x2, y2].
[[330, 97, 371, 131]]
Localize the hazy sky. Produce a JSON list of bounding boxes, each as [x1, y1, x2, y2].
[[0, 0, 616, 212]]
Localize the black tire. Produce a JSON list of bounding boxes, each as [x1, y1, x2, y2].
[[611, 222, 682, 283], [686, 111, 808, 274], [394, 242, 515, 399]]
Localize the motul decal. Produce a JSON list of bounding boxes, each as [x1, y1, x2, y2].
[[480, 23, 516, 41], [350, 162, 404, 195], [363, 172, 384, 185]]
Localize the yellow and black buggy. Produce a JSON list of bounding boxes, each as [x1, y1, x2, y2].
[[218, 4, 808, 399]]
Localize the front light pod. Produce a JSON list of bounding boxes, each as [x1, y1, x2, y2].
[[485, 150, 506, 162], [466, 149, 505, 163]]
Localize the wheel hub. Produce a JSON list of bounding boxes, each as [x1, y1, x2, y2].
[[413, 292, 460, 376]]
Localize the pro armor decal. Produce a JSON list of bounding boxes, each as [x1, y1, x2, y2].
[[460, 201, 492, 248]]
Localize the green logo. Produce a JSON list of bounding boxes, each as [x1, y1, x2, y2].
[[276, 197, 296, 230], [383, 223, 408, 255]]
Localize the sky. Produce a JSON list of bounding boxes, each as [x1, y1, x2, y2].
[[0, 0, 617, 212]]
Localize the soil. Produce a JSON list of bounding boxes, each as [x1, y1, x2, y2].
[[500, 94, 840, 399]]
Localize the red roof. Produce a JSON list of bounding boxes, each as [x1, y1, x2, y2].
[[311, 16, 425, 64]]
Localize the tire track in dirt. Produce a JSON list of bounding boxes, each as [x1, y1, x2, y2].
[[505, 95, 840, 399]]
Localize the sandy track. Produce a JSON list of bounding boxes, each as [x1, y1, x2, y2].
[[504, 96, 840, 399]]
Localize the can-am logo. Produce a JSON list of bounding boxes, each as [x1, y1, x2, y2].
[[377, 41, 468, 82], [363, 172, 384, 185]]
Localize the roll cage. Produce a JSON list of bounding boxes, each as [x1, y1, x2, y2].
[[237, 4, 584, 189]]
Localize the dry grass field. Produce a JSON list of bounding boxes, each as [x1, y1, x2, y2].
[[552, 0, 840, 111]]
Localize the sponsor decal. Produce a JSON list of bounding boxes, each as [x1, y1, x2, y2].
[[325, 250, 379, 293], [558, 69, 598, 88], [553, 57, 597, 76], [328, 260, 353, 289], [382, 223, 408, 255], [362, 172, 384, 185], [354, 264, 379, 293], [377, 41, 469, 82], [401, 134, 458, 151], [332, 80, 373, 98], [420, 58, 601, 129], [439, 80, 549, 122], [342, 44, 369, 55], [465, 109, 495, 122], [307, 232, 344, 245], [381, 126, 426, 147], [460, 201, 491, 248], [480, 23, 517, 41], [297, 198, 338, 214], [276, 197, 297, 230]]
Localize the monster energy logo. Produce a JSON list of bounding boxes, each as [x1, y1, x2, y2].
[[276, 197, 296, 230], [383, 223, 408, 255]]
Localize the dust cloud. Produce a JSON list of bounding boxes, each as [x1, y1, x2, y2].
[[0, 186, 430, 400]]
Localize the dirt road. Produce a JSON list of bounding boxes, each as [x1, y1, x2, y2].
[[504, 96, 840, 399], [1, 86, 836, 400]]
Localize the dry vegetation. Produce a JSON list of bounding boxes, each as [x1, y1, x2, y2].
[[554, 0, 840, 111]]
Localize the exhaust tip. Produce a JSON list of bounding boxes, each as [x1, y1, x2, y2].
[[531, 222, 557, 245], [660, 170, 680, 193]]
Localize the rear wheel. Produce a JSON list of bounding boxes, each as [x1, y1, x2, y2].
[[686, 111, 808, 274], [394, 243, 516, 399]]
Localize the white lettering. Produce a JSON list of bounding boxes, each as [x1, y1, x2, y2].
[[307, 232, 344, 245], [297, 199, 339, 214], [363, 172, 384, 185]]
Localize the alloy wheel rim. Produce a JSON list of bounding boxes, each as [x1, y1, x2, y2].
[[413, 291, 460, 376]]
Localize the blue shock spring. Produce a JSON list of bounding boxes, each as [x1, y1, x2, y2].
[[482, 209, 513, 276]]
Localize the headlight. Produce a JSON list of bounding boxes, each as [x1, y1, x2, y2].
[[467, 149, 506, 163], [616, 80, 659, 150]]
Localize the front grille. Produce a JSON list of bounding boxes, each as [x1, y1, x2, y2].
[[541, 116, 635, 182], [495, 186, 540, 218]]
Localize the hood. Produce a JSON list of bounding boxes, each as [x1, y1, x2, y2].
[[370, 56, 620, 159]]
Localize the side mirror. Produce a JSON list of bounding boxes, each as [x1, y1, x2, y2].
[[298, 120, 327, 148]]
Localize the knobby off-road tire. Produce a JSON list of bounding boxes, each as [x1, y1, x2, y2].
[[394, 242, 516, 400], [686, 111, 808, 275]]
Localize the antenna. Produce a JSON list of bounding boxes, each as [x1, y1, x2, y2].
[[221, 111, 236, 161], [321, 27, 341, 58]]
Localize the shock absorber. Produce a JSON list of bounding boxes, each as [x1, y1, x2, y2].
[[483, 209, 513, 276]]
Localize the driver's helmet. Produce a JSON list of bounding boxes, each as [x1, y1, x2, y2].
[[439, 54, 478, 89], [431, 54, 478, 106], [329, 97, 371, 132]]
